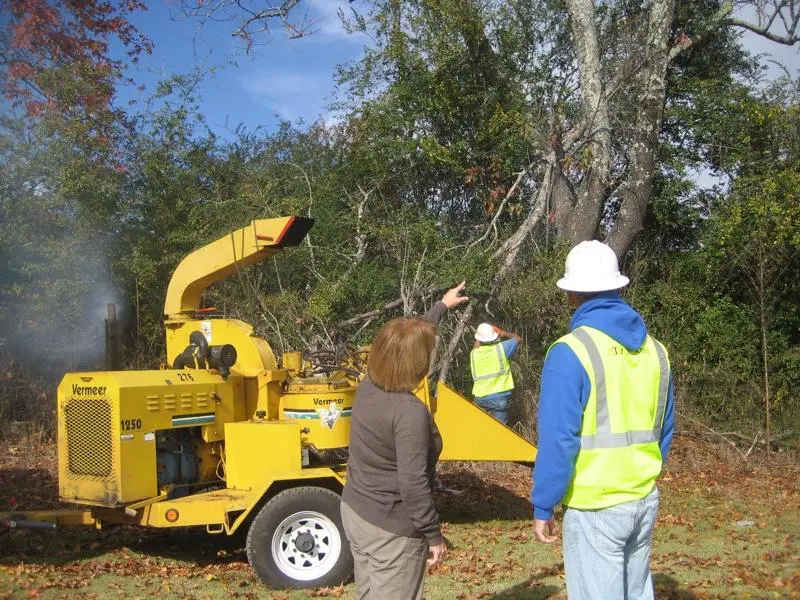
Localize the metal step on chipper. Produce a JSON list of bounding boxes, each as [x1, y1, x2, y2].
[[1, 216, 537, 589]]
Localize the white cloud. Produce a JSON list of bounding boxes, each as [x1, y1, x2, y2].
[[240, 69, 334, 121]]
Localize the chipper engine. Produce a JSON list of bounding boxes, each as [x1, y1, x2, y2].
[[10, 216, 537, 589]]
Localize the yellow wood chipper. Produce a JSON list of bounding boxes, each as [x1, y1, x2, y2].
[[1, 216, 537, 589]]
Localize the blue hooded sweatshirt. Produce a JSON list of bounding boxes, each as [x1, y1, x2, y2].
[[531, 292, 675, 521]]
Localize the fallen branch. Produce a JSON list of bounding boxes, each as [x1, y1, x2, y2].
[[676, 411, 749, 463], [713, 430, 796, 443], [745, 431, 761, 459]]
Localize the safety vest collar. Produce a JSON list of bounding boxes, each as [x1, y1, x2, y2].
[[570, 327, 670, 450]]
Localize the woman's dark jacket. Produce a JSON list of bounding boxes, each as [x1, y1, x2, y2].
[[341, 302, 447, 545]]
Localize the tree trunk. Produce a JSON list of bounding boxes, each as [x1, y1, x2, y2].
[[605, 0, 676, 257], [557, 0, 612, 246], [759, 249, 771, 454]]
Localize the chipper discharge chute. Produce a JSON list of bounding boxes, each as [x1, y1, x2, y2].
[[3, 216, 537, 590]]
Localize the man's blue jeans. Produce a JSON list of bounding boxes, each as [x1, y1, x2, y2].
[[474, 394, 510, 424], [562, 487, 659, 600]]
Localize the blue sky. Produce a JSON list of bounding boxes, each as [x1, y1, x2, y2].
[[119, 0, 371, 139]]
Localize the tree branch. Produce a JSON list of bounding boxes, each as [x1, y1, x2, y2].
[[677, 411, 750, 463], [180, 0, 309, 51], [723, 16, 800, 44], [285, 161, 324, 281], [328, 185, 372, 298], [491, 160, 554, 262]]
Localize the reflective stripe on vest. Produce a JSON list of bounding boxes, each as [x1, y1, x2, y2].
[[571, 328, 670, 450], [554, 326, 671, 510], [470, 343, 514, 397]]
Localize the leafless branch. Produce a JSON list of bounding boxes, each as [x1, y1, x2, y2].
[[326, 184, 372, 299], [352, 316, 375, 339], [285, 161, 324, 282], [677, 410, 750, 463], [724, 15, 800, 44], [272, 256, 284, 293], [491, 160, 553, 262], [336, 285, 443, 328], [337, 297, 406, 329], [745, 431, 761, 457], [400, 245, 428, 315], [436, 159, 554, 385], [353, 185, 371, 266], [180, 0, 313, 52]]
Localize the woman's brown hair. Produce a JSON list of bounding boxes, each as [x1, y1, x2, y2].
[[368, 317, 436, 393]]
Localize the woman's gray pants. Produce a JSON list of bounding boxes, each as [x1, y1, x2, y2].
[[340, 501, 428, 600]]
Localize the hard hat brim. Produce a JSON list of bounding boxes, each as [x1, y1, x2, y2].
[[556, 274, 630, 293], [474, 331, 499, 343]]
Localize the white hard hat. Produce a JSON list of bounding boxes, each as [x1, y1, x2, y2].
[[556, 240, 630, 293], [474, 322, 499, 343]]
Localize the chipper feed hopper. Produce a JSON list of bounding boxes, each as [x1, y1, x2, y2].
[[6, 217, 537, 589]]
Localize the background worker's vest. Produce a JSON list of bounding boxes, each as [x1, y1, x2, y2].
[[470, 343, 514, 398], [554, 326, 670, 510]]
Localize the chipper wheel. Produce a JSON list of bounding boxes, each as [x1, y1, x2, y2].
[[246, 486, 353, 588]]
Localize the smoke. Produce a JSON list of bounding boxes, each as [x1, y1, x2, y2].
[[76, 279, 126, 371], [0, 232, 124, 377]]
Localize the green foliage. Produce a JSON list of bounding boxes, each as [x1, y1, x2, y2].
[[1, 5, 799, 446]]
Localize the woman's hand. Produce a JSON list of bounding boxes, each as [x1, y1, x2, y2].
[[426, 542, 448, 569], [441, 281, 468, 309]]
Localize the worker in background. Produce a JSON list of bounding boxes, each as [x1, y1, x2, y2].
[[470, 322, 521, 424], [531, 241, 675, 600]]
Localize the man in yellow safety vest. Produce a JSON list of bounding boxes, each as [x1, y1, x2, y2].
[[531, 241, 675, 600], [470, 323, 521, 424]]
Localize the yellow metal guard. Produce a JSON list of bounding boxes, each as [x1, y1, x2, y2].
[[421, 382, 537, 463]]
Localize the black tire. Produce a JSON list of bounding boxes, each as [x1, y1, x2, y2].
[[246, 486, 353, 589]]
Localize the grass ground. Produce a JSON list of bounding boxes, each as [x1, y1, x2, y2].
[[0, 436, 797, 599]]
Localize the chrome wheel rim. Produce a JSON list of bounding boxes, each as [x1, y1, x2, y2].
[[270, 510, 342, 581]]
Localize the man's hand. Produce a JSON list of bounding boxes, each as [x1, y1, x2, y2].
[[441, 281, 468, 308], [533, 518, 558, 543], [427, 542, 448, 569]]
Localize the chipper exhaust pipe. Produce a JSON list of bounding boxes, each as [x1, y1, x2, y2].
[[2, 518, 57, 531]]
